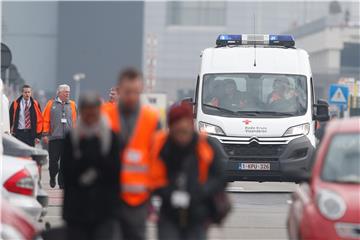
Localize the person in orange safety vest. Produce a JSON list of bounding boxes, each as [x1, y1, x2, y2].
[[150, 102, 226, 240], [42, 84, 77, 189], [9, 84, 43, 146], [102, 68, 160, 240]]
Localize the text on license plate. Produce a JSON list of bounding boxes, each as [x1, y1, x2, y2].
[[239, 163, 270, 171]]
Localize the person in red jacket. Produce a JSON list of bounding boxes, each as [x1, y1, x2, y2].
[[9, 84, 43, 146]]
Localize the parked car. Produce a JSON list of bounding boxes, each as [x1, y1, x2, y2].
[[2, 133, 49, 218], [1, 79, 10, 134], [1, 198, 39, 240], [287, 118, 360, 240], [2, 154, 43, 220], [2, 133, 48, 165]]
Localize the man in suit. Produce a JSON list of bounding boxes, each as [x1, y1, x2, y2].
[[9, 84, 43, 146]]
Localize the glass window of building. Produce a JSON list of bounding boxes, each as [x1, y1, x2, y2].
[[167, 2, 226, 26]]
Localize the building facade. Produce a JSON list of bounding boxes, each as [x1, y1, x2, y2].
[[1, 1, 144, 99], [1, 1, 59, 93], [2, 1, 359, 101], [289, 12, 360, 98], [142, 1, 360, 101]]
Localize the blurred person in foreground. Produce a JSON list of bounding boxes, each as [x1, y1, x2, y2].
[[151, 102, 226, 240], [61, 92, 121, 240], [102, 68, 160, 240], [9, 84, 43, 146], [42, 84, 77, 189]]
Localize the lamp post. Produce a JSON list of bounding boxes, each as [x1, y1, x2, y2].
[[73, 73, 86, 103]]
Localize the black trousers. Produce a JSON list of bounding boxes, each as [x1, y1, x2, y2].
[[15, 129, 35, 146], [66, 219, 121, 240], [158, 214, 207, 240], [49, 139, 64, 185], [118, 201, 148, 240]]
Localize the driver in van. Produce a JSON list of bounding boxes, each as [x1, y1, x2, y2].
[[209, 79, 246, 110]]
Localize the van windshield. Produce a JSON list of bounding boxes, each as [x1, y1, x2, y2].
[[202, 73, 307, 117]]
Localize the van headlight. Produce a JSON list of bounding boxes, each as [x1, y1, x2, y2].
[[283, 123, 310, 136], [199, 122, 225, 135], [317, 189, 346, 220]]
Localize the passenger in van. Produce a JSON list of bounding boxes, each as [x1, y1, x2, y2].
[[267, 78, 290, 104], [267, 77, 303, 113]]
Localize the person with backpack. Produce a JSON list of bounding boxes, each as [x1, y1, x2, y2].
[[150, 102, 228, 240]]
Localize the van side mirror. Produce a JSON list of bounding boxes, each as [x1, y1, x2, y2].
[[314, 99, 330, 122]]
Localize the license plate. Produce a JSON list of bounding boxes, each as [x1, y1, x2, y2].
[[239, 163, 270, 171]]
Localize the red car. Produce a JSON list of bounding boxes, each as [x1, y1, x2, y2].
[[288, 117, 360, 240]]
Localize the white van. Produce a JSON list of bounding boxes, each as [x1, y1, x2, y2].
[[188, 34, 329, 182]]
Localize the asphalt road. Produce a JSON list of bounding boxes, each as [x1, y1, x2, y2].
[[41, 166, 297, 240]]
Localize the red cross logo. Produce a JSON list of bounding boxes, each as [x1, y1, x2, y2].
[[243, 119, 252, 125]]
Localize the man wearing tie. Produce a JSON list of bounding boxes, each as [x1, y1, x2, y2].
[[9, 84, 43, 146]]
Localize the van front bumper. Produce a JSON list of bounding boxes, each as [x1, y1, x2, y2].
[[221, 135, 315, 182]]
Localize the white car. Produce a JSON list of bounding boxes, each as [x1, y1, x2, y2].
[[2, 154, 42, 220], [1, 198, 39, 240]]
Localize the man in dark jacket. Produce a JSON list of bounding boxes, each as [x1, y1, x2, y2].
[[61, 92, 120, 240], [151, 102, 227, 240], [9, 84, 43, 146]]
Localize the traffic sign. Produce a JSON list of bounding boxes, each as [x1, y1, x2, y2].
[[328, 84, 349, 106]]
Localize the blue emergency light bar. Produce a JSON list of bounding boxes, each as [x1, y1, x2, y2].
[[216, 34, 295, 47]]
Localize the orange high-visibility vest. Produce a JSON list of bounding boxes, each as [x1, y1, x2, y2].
[[150, 130, 214, 191], [12, 99, 43, 134], [42, 99, 77, 134], [102, 102, 159, 206]]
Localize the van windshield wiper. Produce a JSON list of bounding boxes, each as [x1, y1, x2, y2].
[[203, 104, 238, 115], [261, 111, 296, 116], [236, 111, 296, 116]]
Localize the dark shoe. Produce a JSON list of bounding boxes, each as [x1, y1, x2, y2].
[[57, 174, 64, 190], [50, 178, 56, 188]]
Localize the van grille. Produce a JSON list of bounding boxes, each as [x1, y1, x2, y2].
[[223, 142, 285, 159]]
